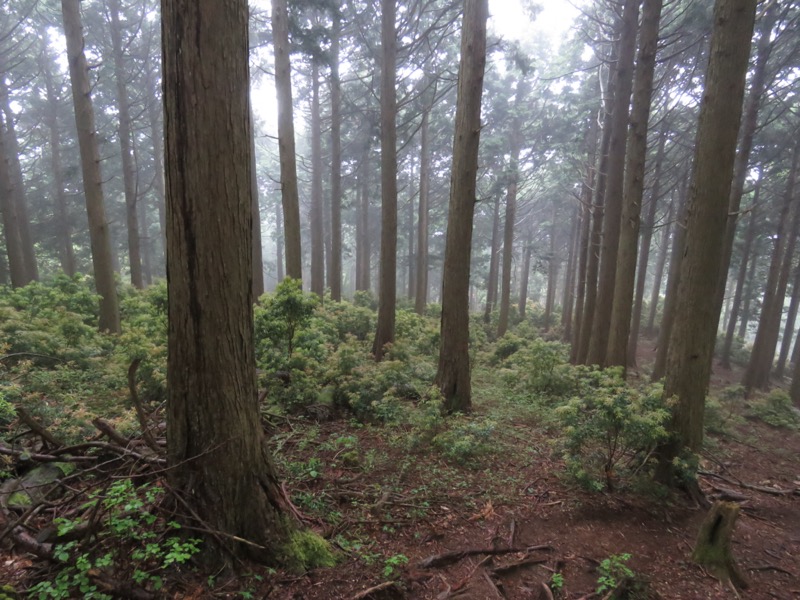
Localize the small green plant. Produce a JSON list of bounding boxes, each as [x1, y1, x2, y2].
[[550, 572, 565, 593], [750, 389, 800, 429], [382, 554, 409, 579], [596, 553, 635, 595]]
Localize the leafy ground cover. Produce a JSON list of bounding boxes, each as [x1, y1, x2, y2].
[[1, 278, 798, 598]]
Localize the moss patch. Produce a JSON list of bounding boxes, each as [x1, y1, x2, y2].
[[282, 529, 337, 571]]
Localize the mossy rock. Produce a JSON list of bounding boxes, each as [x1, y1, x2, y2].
[[282, 529, 337, 571], [2, 462, 74, 509]]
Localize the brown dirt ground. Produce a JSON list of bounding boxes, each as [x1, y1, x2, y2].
[[2, 339, 799, 599]]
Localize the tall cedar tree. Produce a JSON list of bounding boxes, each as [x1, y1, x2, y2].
[[329, 13, 343, 301], [436, 0, 488, 413], [372, 0, 399, 361], [606, 0, 663, 370], [657, 0, 757, 478], [162, 0, 291, 561], [273, 0, 302, 280], [62, 0, 120, 333]]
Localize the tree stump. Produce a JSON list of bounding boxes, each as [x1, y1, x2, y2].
[[692, 501, 748, 590]]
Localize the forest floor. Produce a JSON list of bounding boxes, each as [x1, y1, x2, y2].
[[2, 339, 799, 599]]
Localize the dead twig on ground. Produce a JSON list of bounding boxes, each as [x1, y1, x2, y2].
[[418, 545, 553, 569]]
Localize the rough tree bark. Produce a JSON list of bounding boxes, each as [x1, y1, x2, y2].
[[415, 106, 431, 314], [329, 14, 343, 301], [62, 0, 120, 333], [607, 0, 663, 371], [372, 0, 399, 361], [162, 0, 292, 563], [657, 0, 757, 476], [436, 0, 488, 413], [310, 60, 325, 298], [272, 0, 302, 280]]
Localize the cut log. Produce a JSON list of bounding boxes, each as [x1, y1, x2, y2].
[[692, 501, 748, 590]]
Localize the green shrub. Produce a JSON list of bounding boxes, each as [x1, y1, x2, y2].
[[750, 389, 800, 429], [555, 383, 670, 491]]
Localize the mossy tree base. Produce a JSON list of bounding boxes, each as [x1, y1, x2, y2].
[[692, 501, 748, 590]]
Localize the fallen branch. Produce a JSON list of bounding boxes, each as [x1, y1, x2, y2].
[[128, 359, 161, 455], [489, 556, 549, 576], [15, 406, 64, 448], [418, 545, 553, 570], [699, 471, 799, 497], [349, 580, 399, 599], [92, 417, 133, 447], [0, 444, 95, 463]]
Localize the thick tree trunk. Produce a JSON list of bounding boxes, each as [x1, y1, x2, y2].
[[0, 116, 28, 288], [0, 78, 37, 283], [329, 15, 343, 302], [310, 61, 324, 298], [720, 189, 759, 368], [162, 0, 292, 563], [107, 0, 143, 288], [272, 0, 302, 280], [692, 502, 749, 590], [657, 0, 756, 476], [436, 0, 488, 413], [743, 143, 800, 391], [373, 0, 399, 361], [415, 107, 431, 314], [62, 0, 120, 333], [607, 0, 663, 371], [586, 0, 640, 367]]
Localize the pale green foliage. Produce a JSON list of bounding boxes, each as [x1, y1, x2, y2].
[[282, 529, 337, 571], [556, 380, 670, 491], [749, 389, 800, 429]]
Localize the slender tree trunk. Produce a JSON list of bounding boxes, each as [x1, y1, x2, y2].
[[743, 142, 800, 391], [607, 0, 663, 372], [41, 49, 76, 277], [139, 191, 153, 285], [145, 53, 166, 268], [652, 184, 686, 380], [647, 193, 677, 336], [373, 0, 398, 361], [790, 326, 800, 407], [62, 0, 120, 333], [657, 0, 756, 477], [310, 60, 324, 298], [577, 63, 616, 365], [629, 126, 667, 363], [329, 14, 343, 301], [0, 115, 28, 288], [775, 263, 800, 379], [721, 188, 759, 368], [276, 200, 284, 283], [162, 0, 293, 562], [497, 165, 518, 338], [562, 205, 580, 339], [415, 107, 431, 314], [571, 119, 599, 360], [0, 78, 37, 282], [483, 190, 502, 323], [272, 0, 302, 280], [586, 0, 641, 367], [739, 226, 759, 339], [407, 160, 416, 300], [519, 223, 533, 319], [250, 103, 264, 299], [436, 0, 488, 413], [356, 144, 371, 292], [107, 0, 143, 288]]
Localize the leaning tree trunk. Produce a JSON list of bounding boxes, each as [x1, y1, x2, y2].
[[62, 0, 120, 333], [436, 0, 488, 413], [272, 0, 302, 281], [373, 0, 399, 361], [775, 263, 800, 378], [657, 0, 757, 478], [162, 0, 293, 563]]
